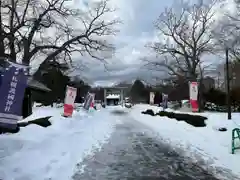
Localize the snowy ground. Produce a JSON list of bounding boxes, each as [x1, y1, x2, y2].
[[75, 109, 222, 180], [0, 105, 120, 180], [130, 104, 240, 179], [1, 104, 240, 180]]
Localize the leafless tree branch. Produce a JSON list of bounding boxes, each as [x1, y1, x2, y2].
[[0, 0, 120, 69], [146, 0, 218, 80]]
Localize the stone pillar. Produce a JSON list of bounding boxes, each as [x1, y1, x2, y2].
[[120, 89, 124, 106], [104, 88, 107, 105]]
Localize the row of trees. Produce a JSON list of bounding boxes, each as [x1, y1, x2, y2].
[[32, 60, 91, 105], [0, 0, 120, 108], [129, 79, 177, 104], [204, 87, 240, 107], [145, 0, 238, 79], [142, 0, 240, 110], [130, 79, 240, 112]]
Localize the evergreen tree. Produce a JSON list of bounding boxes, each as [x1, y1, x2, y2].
[[130, 79, 148, 103]]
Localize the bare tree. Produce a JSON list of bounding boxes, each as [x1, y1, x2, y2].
[[213, 0, 240, 62], [146, 0, 218, 81], [0, 0, 119, 66]]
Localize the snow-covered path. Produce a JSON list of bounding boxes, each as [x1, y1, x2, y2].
[[1, 105, 239, 180], [73, 108, 233, 180], [129, 104, 240, 179], [0, 107, 120, 180]]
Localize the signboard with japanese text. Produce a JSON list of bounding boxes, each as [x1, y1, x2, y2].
[[83, 93, 90, 110], [64, 86, 77, 105], [189, 82, 199, 112], [63, 86, 77, 117], [83, 92, 94, 111], [90, 93, 95, 108], [0, 61, 28, 129]]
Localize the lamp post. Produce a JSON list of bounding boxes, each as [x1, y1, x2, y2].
[[225, 48, 231, 120]]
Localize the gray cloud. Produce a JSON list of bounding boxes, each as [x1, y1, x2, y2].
[[72, 0, 175, 85], [30, 0, 232, 86]]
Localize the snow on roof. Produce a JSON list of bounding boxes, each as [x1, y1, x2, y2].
[[106, 94, 120, 99]]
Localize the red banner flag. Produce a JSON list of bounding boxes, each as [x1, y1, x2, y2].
[[189, 82, 199, 112], [63, 86, 77, 117]]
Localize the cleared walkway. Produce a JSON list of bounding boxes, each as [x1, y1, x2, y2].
[[73, 109, 221, 180]]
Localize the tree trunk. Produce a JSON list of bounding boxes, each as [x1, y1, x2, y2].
[[22, 88, 33, 118]]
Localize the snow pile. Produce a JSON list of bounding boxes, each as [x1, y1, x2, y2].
[[130, 104, 240, 179], [0, 106, 118, 180], [18, 105, 62, 123], [106, 94, 120, 99], [95, 103, 102, 110]]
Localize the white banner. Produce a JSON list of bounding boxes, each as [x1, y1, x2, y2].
[[64, 86, 77, 105], [149, 92, 155, 104], [189, 82, 198, 101], [83, 92, 94, 110], [91, 93, 95, 104]]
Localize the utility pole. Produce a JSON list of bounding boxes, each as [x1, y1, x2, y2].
[[226, 48, 231, 120]]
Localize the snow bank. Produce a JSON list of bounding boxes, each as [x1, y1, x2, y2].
[[18, 106, 62, 123], [130, 104, 240, 179], [0, 106, 118, 180]]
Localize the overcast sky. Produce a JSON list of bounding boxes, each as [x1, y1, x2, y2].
[[72, 0, 174, 86], [69, 0, 234, 86]]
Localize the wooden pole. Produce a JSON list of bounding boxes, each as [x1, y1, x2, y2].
[[226, 48, 231, 120]]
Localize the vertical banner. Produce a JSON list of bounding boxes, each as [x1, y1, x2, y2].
[[149, 92, 155, 105], [83, 93, 90, 110], [0, 61, 28, 130], [189, 82, 199, 112], [162, 93, 168, 110], [83, 92, 94, 111], [90, 93, 95, 108], [63, 86, 77, 117], [89, 93, 95, 112]]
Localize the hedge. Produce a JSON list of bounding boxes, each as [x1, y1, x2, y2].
[[142, 109, 207, 127], [155, 111, 166, 116], [156, 111, 207, 127], [141, 109, 155, 116]]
